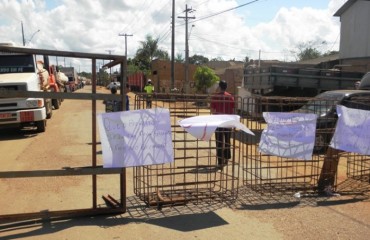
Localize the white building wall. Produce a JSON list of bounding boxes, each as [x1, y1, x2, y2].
[[339, 1, 370, 58]]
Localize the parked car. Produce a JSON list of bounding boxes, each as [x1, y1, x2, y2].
[[106, 82, 121, 90], [295, 90, 370, 153]]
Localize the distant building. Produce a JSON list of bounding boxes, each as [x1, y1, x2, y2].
[[148, 59, 197, 93]]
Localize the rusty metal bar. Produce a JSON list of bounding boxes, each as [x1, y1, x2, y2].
[[0, 45, 127, 222], [92, 58, 97, 209], [0, 167, 126, 178]]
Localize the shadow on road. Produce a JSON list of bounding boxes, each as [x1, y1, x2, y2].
[[0, 128, 38, 140]]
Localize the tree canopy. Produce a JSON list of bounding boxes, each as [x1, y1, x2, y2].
[[292, 40, 338, 61], [133, 35, 169, 72], [189, 54, 209, 65], [193, 66, 219, 94]]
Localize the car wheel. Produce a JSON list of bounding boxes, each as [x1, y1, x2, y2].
[[52, 98, 60, 109], [36, 120, 46, 133]]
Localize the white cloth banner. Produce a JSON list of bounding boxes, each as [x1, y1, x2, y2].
[[330, 105, 370, 155], [97, 108, 174, 168], [178, 114, 254, 141], [259, 112, 317, 160]]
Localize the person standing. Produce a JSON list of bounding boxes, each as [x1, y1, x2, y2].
[[104, 84, 130, 112], [210, 80, 235, 169], [143, 79, 154, 108]]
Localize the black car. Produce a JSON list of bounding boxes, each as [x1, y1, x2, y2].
[[295, 90, 370, 153]]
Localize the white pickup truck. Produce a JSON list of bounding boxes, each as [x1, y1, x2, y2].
[[0, 44, 52, 132]]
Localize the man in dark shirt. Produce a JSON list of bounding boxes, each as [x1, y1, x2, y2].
[[104, 84, 130, 112], [210, 80, 235, 169]]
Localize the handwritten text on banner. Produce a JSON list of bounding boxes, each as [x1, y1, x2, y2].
[[259, 112, 317, 160], [97, 108, 174, 168], [330, 105, 370, 155]]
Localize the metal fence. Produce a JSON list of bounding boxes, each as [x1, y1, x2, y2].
[[132, 92, 370, 204], [239, 94, 370, 196], [132, 93, 242, 208]]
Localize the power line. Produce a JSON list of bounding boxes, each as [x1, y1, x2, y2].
[[192, 0, 259, 24]]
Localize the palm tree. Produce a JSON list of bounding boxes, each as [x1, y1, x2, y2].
[[135, 35, 169, 71]]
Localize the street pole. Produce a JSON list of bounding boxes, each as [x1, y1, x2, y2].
[[178, 4, 195, 94], [171, 0, 175, 90], [118, 33, 133, 87], [105, 50, 114, 82], [21, 21, 25, 46]]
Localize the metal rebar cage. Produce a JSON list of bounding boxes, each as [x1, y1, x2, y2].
[[132, 93, 242, 208]]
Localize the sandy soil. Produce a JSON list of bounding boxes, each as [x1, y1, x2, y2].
[[0, 86, 369, 240]]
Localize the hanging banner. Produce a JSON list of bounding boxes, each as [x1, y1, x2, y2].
[[330, 105, 370, 155], [259, 112, 317, 160], [178, 114, 254, 141], [97, 108, 174, 168]]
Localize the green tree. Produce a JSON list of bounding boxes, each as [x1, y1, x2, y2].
[[97, 68, 109, 86], [134, 35, 169, 71], [193, 66, 219, 94], [298, 47, 321, 61], [292, 40, 327, 61], [189, 54, 209, 65], [175, 53, 184, 63], [79, 71, 92, 79], [210, 57, 224, 62], [322, 50, 339, 57]]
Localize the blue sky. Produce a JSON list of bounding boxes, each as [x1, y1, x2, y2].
[[235, 0, 332, 26]]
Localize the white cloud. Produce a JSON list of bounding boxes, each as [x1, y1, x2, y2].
[[0, 0, 348, 71]]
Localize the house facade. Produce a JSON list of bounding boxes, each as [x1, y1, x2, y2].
[[147, 60, 197, 93]]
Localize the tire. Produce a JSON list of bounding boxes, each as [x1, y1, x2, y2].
[[45, 99, 53, 119], [36, 120, 46, 133], [52, 98, 60, 109]]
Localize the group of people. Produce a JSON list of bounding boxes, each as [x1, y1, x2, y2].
[[104, 78, 155, 112], [104, 83, 131, 112], [104, 78, 235, 171]]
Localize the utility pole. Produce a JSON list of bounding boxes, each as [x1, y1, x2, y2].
[[118, 33, 133, 87], [178, 4, 195, 94], [21, 21, 25, 46], [118, 33, 133, 59], [171, 0, 175, 90], [105, 50, 114, 82]]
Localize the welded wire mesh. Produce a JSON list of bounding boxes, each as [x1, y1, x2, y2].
[[132, 91, 370, 206], [132, 93, 242, 208], [239, 93, 370, 195]]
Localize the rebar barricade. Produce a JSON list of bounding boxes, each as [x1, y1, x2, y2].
[[239, 96, 327, 195], [131, 92, 370, 206], [240, 94, 370, 196], [132, 93, 242, 208], [347, 154, 370, 184]]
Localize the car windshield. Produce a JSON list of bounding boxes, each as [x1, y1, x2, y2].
[[299, 92, 345, 115]]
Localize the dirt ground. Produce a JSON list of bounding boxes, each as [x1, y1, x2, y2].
[[0, 85, 369, 240]]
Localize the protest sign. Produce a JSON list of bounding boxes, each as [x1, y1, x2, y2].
[[97, 108, 174, 168]]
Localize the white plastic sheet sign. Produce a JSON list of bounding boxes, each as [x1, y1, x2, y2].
[[97, 108, 174, 168], [330, 105, 370, 155], [259, 112, 317, 160], [178, 114, 254, 141]]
